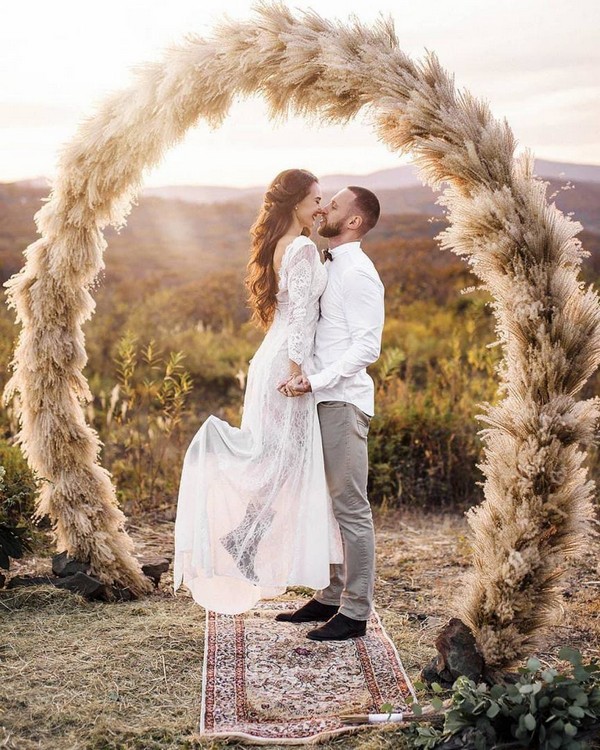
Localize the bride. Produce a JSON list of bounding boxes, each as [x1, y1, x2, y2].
[[174, 168, 343, 614]]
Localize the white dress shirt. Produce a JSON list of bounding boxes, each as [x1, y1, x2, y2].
[[307, 241, 385, 416]]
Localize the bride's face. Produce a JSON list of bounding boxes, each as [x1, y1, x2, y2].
[[295, 182, 322, 231]]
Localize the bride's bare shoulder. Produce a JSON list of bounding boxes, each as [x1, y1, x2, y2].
[[274, 235, 317, 273], [274, 234, 300, 253], [274, 234, 298, 267]]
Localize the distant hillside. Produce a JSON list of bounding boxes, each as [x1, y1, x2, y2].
[[1, 173, 600, 293], [533, 159, 600, 184], [0, 185, 443, 286], [143, 159, 600, 205]]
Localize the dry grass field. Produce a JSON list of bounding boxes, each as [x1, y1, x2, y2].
[[1, 508, 599, 750]]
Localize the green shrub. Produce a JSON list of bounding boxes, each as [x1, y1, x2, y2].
[[368, 407, 482, 509], [89, 334, 193, 513], [0, 439, 43, 555], [411, 649, 600, 749], [368, 322, 499, 509], [0, 439, 38, 527]]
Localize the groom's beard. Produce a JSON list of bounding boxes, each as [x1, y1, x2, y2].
[[317, 217, 344, 238]]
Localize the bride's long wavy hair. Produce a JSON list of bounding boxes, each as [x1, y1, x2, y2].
[[246, 168, 318, 329]]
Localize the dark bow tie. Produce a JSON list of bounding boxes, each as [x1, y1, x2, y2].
[[323, 249, 333, 262]]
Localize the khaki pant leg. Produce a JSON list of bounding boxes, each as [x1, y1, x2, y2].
[[314, 401, 375, 620]]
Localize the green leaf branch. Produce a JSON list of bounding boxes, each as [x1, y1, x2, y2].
[[409, 649, 600, 749]]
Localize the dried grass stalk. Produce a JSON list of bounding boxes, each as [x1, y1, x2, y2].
[[4, 0, 599, 654]]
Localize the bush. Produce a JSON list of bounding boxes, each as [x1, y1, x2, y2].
[[0, 439, 38, 528], [368, 321, 499, 509], [368, 406, 482, 509], [411, 648, 600, 749], [0, 439, 43, 556], [88, 334, 193, 513]]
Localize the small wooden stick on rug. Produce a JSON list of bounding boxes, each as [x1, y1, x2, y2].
[[200, 599, 416, 745]]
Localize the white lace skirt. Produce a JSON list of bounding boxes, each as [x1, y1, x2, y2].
[[173, 322, 343, 614]]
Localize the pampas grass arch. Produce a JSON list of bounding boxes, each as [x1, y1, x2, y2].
[[5, 4, 600, 668]]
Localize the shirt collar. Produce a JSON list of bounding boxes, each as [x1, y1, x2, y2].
[[329, 241, 362, 259]]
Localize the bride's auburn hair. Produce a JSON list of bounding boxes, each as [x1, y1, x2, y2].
[[246, 169, 318, 329]]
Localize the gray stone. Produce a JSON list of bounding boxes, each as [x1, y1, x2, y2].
[[52, 551, 90, 578], [141, 558, 170, 587], [54, 572, 107, 599], [422, 617, 485, 685]]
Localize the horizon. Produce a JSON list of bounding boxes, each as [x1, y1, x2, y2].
[[8, 156, 600, 192]]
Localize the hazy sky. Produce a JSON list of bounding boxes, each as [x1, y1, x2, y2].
[[1, 0, 599, 187]]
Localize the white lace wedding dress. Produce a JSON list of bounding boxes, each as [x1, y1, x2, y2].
[[173, 235, 343, 614]]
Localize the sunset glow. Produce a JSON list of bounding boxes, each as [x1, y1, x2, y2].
[[1, 0, 599, 187]]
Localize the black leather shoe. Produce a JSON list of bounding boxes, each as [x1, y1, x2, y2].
[[275, 598, 339, 623], [306, 613, 367, 641]]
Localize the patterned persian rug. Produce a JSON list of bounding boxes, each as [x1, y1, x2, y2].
[[199, 599, 415, 744]]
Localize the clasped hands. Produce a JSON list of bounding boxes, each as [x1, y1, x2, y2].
[[277, 373, 312, 398]]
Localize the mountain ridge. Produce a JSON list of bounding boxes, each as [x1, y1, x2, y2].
[[142, 159, 600, 204], [7, 159, 600, 207]]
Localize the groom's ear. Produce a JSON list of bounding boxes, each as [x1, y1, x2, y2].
[[347, 214, 363, 230]]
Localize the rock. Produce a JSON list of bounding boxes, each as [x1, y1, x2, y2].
[[109, 586, 136, 602], [421, 617, 484, 686], [5, 571, 140, 603], [52, 551, 90, 578], [141, 558, 170, 587], [7, 575, 56, 588], [422, 658, 455, 687], [54, 572, 107, 599]]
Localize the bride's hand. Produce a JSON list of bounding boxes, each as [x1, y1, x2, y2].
[[277, 360, 302, 396], [280, 374, 311, 397], [277, 374, 295, 394]]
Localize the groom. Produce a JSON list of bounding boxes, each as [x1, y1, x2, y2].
[[277, 186, 385, 641]]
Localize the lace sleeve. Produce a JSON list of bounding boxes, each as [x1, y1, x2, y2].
[[286, 240, 318, 366]]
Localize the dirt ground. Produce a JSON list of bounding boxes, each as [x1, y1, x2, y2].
[[1, 508, 599, 750]]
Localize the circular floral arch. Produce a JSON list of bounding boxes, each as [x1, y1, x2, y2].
[[5, 4, 599, 669]]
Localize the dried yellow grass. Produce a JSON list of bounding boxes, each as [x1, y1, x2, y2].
[[3, 514, 599, 749], [0, 586, 205, 750], [3, 3, 600, 664]]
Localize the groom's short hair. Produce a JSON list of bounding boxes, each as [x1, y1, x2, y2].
[[348, 186, 381, 234]]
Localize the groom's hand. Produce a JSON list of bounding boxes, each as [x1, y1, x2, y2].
[[279, 374, 312, 397]]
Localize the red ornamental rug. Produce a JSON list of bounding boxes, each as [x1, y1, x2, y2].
[[199, 599, 416, 744]]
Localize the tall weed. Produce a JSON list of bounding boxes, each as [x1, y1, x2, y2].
[[88, 334, 193, 513], [369, 321, 500, 509]]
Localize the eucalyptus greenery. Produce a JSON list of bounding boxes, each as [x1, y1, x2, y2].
[[411, 648, 600, 749]]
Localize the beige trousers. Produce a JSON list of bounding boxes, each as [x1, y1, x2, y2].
[[314, 401, 375, 620]]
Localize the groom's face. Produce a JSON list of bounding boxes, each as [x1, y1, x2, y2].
[[317, 189, 356, 238]]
